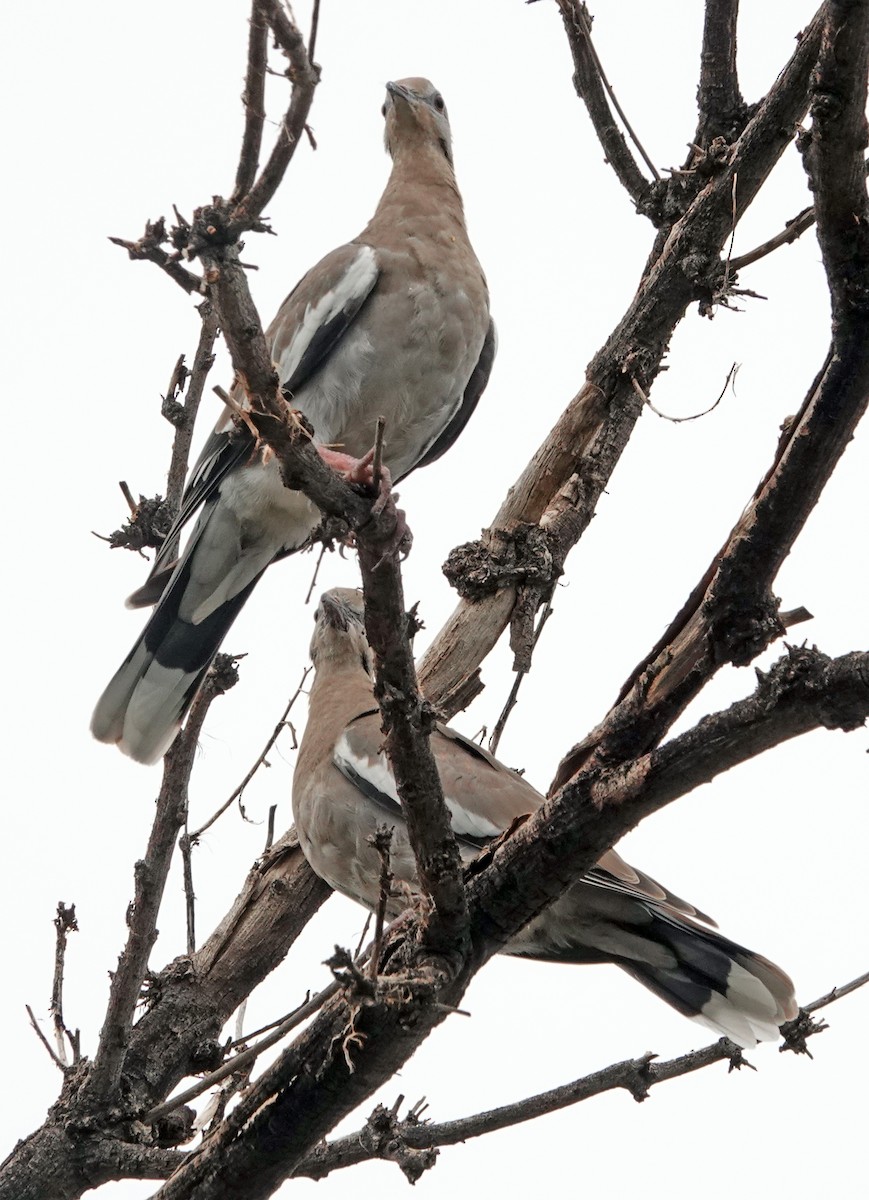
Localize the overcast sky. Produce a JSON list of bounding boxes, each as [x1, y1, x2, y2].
[[3, 2, 867, 1197]]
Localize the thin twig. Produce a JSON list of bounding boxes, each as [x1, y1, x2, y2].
[[308, 0, 321, 64], [189, 667, 310, 841], [50, 902, 78, 1067], [804, 968, 869, 1013], [730, 160, 869, 272], [25, 1005, 66, 1073], [371, 416, 386, 490], [143, 980, 342, 1126], [231, 0, 269, 203], [574, 4, 660, 181], [353, 912, 373, 961], [305, 542, 329, 604], [368, 827, 394, 980], [264, 804, 277, 852], [632, 363, 738, 424], [164, 305, 220, 517], [730, 204, 816, 271], [119, 481, 138, 515], [180, 830, 196, 956], [554, 1, 652, 206], [488, 597, 554, 755]]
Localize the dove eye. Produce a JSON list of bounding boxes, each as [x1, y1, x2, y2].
[[381, 103, 387, 117], [433, 94, 445, 111]]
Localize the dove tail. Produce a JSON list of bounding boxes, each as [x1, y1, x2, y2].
[[91, 551, 262, 765], [616, 911, 798, 1046]]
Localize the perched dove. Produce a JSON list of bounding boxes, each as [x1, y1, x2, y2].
[[93, 79, 494, 764], [292, 589, 798, 1047]]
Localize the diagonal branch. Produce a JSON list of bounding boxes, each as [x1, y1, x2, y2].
[[233, 0, 319, 224], [164, 304, 220, 517], [555, 1, 657, 207], [84, 663, 236, 1101], [148, 644, 869, 1200], [419, 6, 828, 714], [550, 0, 869, 793], [230, 2, 269, 204], [466, 643, 869, 963], [729, 202, 816, 270], [297, 966, 867, 1181]]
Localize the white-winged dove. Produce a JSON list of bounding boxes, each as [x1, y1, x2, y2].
[[293, 589, 799, 1047], [92, 79, 494, 765]]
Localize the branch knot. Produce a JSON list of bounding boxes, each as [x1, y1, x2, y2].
[[443, 523, 556, 602]]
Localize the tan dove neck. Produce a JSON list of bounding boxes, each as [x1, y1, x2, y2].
[[368, 145, 464, 230], [299, 656, 379, 771]]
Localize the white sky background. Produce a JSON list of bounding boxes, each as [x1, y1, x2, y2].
[[2, 1, 867, 1196]]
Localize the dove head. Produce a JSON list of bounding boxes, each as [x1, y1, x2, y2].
[[382, 77, 453, 166], [310, 588, 374, 674]]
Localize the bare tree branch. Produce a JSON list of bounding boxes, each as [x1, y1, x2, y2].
[[189, 666, 309, 841], [730, 202, 816, 269], [233, 0, 320, 225], [164, 305, 220, 517], [49, 903, 79, 1066], [108, 219, 203, 295], [9, 8, 866, 1200], [550, 1, 869, 794], [695, 0, 745, 146], [298, 965, 868, 1182], [85, 662, 237, 1101], [419, 7, 828, 713], [148, 644, 869, 1200], [24, 1004, 67, 1073], [142, 979, 342, 1126], [356, 526, 470, 956], [800, 0, 869, 326], [230, 2, 269, 204], [555, 1, 657, 207]]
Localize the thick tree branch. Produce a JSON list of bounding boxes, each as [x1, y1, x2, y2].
[[356, 536, 470, 955], [196, 221, 469, 949], [148, 645, 868, 1200], [551, 1, 869, 792], [695, 0, 745, 146], [118, 828, 331, 1122], [466, 644, 868, 961], [800, 0, 869, 326]]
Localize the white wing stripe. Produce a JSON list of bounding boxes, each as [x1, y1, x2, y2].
[[334, 732, 503, 840], [276, 245, 378, 387]]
